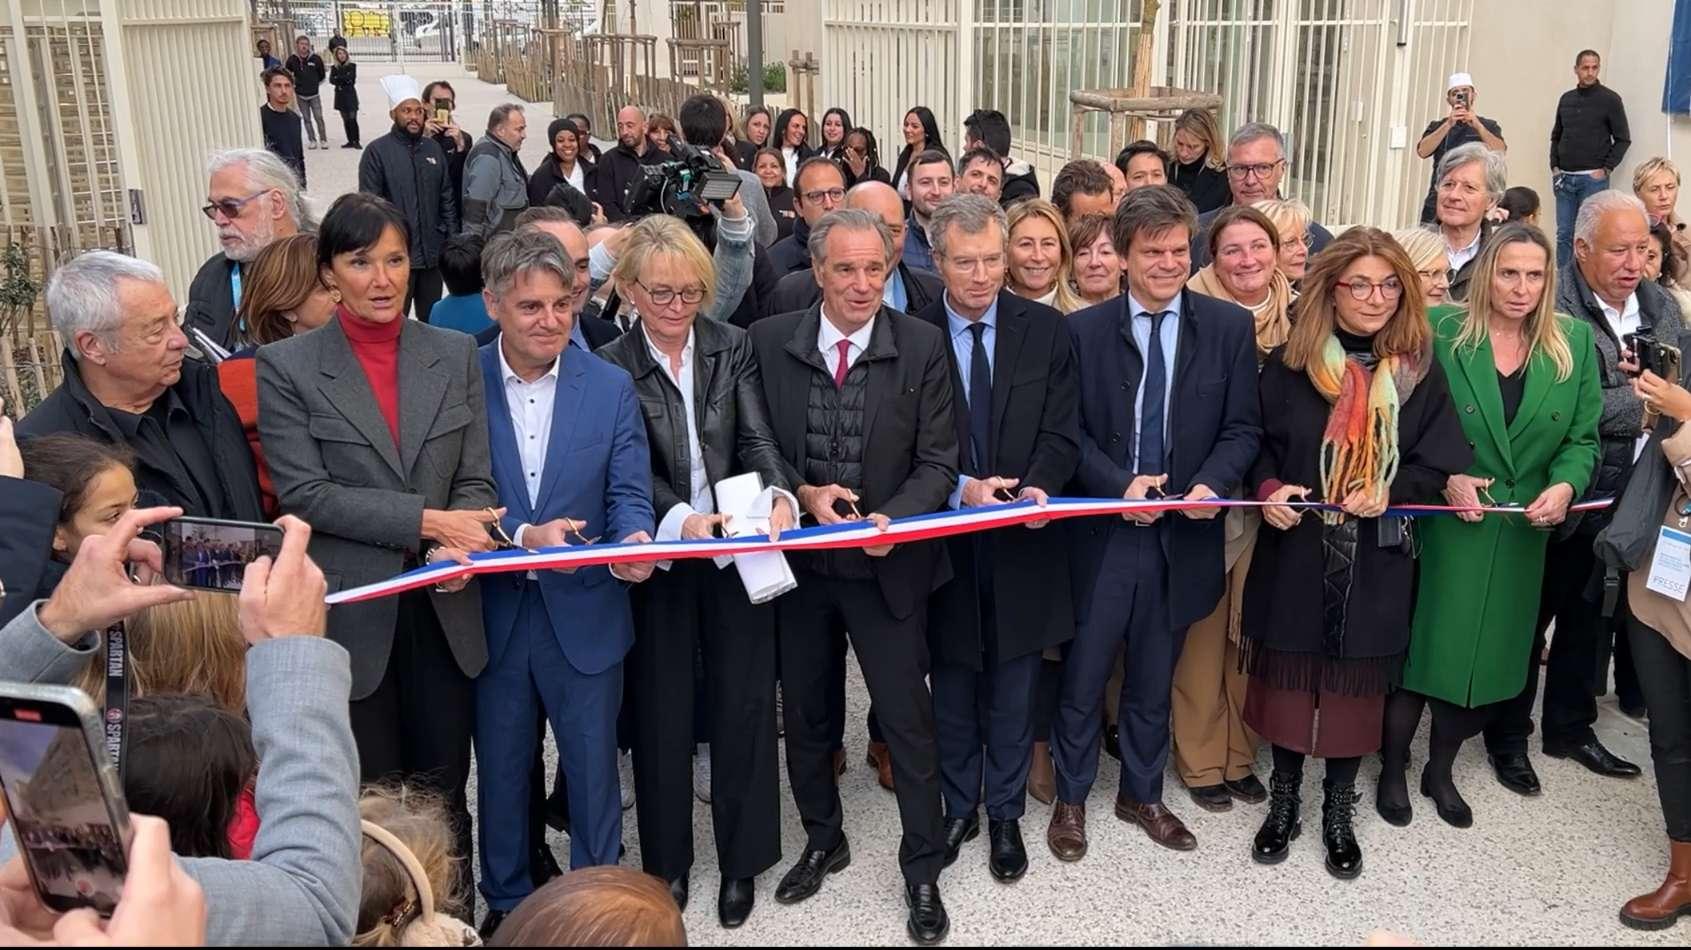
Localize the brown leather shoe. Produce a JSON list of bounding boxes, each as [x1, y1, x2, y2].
[[1046, 801, 1087, 861], [1115, 795, 1198, 851], [1621, 839, 1691, 930], [1027, 741, 1056, 805], [866, 741, 894, 791]]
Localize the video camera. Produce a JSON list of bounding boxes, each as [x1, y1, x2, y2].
[[622, 136, 743, 220]]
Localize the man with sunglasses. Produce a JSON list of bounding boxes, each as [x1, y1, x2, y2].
[[1188, 122, 1334, 271], [184, 148, 308, 354]]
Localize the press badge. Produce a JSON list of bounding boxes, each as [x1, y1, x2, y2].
[[1647, 526, 1691, 601]]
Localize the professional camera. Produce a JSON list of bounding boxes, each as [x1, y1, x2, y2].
[[622, 136, 743, 220]]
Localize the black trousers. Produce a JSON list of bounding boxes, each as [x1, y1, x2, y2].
[[780, 570, 944, 885], [407, 266, 445, 324], [1630, 618, 1691, 841], [349, 591, 476, 912], [339, 109, 361, 146], [1485, 536, 1609, 753], [630, 560, 781, 881]]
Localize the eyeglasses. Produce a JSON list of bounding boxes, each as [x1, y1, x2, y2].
[[1225, 160, 1285, 181], [942, 253, 1006, 273], [201, 191, 271, 221], [1333, 277, 1405, 301], [1417, 267, 1451, 284], [802, 187, 847, 205], [634, 279, 706, 307]]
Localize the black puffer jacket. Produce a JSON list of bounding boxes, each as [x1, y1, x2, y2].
[[802, 351, 871, 578], [357, 126, 459, 268]]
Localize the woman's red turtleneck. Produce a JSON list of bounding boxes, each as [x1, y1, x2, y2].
[[338, 305, 403, 448]]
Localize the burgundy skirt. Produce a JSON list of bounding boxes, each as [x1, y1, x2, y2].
[[1243, 678, 1385, 758]]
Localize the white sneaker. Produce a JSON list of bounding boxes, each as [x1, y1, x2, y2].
[[619, 751, 635, 810], [694, 744, 712, 804]]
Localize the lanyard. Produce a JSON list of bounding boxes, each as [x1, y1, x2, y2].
[[230, 262, 243, 312], [103, 621, 129, 782]]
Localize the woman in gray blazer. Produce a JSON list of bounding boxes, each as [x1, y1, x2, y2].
[[257, 193, 499, 911]]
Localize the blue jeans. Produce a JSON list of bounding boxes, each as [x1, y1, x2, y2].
[[1555, 171, 1609, 269]]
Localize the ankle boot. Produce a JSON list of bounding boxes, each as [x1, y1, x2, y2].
[[1322, 779, 1363, 879], [1375, 758, 1411, 827], [1251, 770, 1301, 865], [1620, 840, 1691, 930]]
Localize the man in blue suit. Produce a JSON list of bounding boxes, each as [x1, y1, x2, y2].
[[1047, 185, 1262, 861], [472, 228, 656, 937]]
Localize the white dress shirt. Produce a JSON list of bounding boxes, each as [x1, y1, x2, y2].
[[1445, 226, 1484, 273], [499, 338, 562, 563], [649, 326, 717, 546], [817, 308, 876, 376], [1598, 292, 1647, 460], [1126, 291, 1182, 472]]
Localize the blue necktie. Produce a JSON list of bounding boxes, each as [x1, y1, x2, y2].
[[1137, 310, 1169, 475], [967, 323, 992, 475]]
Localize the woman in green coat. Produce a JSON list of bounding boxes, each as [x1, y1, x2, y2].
[[1378, 223, 1601, 829]]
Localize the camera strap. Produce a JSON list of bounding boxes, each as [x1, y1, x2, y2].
[[103, 620, 129, 781]]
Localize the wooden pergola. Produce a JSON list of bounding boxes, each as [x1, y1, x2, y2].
[[1066, 0, 1221, 161]]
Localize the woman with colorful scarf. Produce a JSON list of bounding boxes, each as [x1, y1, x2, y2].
[[1239, 227, 1471, 879]]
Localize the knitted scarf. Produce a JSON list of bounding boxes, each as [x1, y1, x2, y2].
[[1186, 265, 1295, 360], [1306, 333, 1431, 521]]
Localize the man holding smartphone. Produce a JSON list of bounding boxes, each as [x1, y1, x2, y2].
[[1415, 72, 1506, 224]]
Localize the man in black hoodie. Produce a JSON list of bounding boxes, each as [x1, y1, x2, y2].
[[594, 105, 666, 221], [964, 109, 1039, 206], [358, 74, 459, 322], [259, 68, 306, 188]]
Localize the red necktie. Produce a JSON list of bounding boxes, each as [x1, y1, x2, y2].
[[832, 339, 852, 388]]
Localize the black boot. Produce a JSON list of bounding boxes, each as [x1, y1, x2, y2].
[[1321, 779, 1363, 879], [1251, 770, 1301, 865]]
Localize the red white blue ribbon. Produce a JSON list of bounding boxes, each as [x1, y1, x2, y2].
[[324, 495, 1613, 606]]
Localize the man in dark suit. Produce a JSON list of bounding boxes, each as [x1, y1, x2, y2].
[[1048, 185, 1262, 860], [914, 194, 1080, 881], [471, 230, 655, 936], [748, 208, 958, 945], [767, 181, 942, 317]]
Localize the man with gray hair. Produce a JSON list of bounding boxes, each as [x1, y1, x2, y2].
[[20, 250, 264, 520], [1483, 188, 1673, 792], [1189, 122, 1334, 270], [184, 148, 308, 353], [914, 193, 1080, 883], [748, 207, 959, 943], [1432, 142, 1508, 301], [463, 103, 531, 240]]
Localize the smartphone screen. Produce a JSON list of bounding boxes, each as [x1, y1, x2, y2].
[[159, 517, 284, 592], [435, 104, 451, 126], [0, 689, 128, 916]]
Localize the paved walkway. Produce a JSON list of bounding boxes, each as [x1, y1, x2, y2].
[[319, 64, 1683, 948]]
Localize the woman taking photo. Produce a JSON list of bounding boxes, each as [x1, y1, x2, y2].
[[329, 45, 360, 149], [754, 147, 796, 242], [1068, 213, 1123, 306], [1169, 108, 1230, 214], [257, 192, 500, 909], [840, 127, 890, 189], [893, 106, 947, 201], [595, 215, 795, 929], [818, 107, 852, 159], [1393, 226, 1453, 308], [216, 233, 336, 517], [773, 108, 813, 186], [528, 118, 595, 226], [1006, 199, 1082, 313], [1385, 224, 1600, 829], [1241, 227, 1470, 879]]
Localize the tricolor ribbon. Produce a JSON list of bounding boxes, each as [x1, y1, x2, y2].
[[325, 495, 1613, 606]]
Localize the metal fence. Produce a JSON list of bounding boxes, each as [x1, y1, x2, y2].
[[257, 1, 467, 63]]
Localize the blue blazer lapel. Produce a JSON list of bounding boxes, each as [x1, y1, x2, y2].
[[535, 346, 588, 515], [480, 343, 534, 523]]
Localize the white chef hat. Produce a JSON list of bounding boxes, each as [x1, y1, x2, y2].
[[1447, 72, 1475, 92], [381, 74, 423, 111]]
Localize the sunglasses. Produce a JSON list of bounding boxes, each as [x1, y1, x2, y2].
[[201, 190, 271, 221]]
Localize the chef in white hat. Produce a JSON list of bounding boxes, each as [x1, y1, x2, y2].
[[1414, 70, 1507, 223]]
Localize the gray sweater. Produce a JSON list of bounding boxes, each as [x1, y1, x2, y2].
[[0, 604, 360, 946]]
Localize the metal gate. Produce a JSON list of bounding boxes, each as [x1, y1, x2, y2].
[[257, 1, 469, 63]]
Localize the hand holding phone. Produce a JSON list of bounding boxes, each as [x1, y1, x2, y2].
[[158, 516, 284, 593], [35, 508, 193, 644], [48, 815, 205, 946], [236, 515, 327, 645]]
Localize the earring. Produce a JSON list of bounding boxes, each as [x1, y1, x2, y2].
[[330, 288, 342, 303]]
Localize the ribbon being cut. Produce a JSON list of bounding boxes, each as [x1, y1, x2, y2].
[[325, 495, 1615, 606]]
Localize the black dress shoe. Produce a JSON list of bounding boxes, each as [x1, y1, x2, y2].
[[905, 882, 950, 945], [1187, 783, 1233, 812], [988, 819, 1027, 882], [667, 875, 689, 911], [1225, 772, 1269, 804], [774, 837, 851, 904], [1375, 767, 1412, 827], [1419, 769, 1473, 829], [718, 877, 755, 928], [1545, 739, 1643, 778], [1489, 752, 1542, 796], [1102, 722, 1123, 762], [477, 909, 507, 940], [941, 813, 980, 868]]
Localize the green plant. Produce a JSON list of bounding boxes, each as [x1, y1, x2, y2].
[[0, 244, 40, 336], [729, 60, 787, 94]]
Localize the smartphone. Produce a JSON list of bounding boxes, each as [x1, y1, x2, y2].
[[434, 102, 452, 126], [1454, 90, 1470, 109], [0, 685, 130, 916], [158, 516, 284, 592]]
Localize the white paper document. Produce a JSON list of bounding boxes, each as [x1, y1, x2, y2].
[[1647, 525, 1691, 602], [714, 472, 800, 605]]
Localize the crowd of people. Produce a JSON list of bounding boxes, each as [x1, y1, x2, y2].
[[0, 38, 1685, 946]]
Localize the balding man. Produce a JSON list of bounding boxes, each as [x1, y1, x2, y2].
[[1483, 190, 1674, 791], [595, 105, 666, 222], [767, 180, 942, 316], [21, 251, 264, 521], [185, 148, 308, 353]]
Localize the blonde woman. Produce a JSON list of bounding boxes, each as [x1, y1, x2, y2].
[[1393, 226, 1452, 307], [1007, 199, 1084, 313], [1253, 198, 1314, 283], [1636, 157, 1691, 281], [1169, 108, 1229, 213], [1386, 223, 1599, 829]]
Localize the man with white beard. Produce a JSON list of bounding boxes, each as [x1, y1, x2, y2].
[[183, 148, 309, 355]]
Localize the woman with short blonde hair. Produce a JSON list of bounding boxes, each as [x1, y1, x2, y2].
[[1635, 156, 1690, 281], [1253, 198, 1313, 282], [1392, 226, 1453, 307]]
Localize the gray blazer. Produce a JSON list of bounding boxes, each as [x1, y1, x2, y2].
[[257, 317, 498, 698], [0, 606, 360, 945]]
